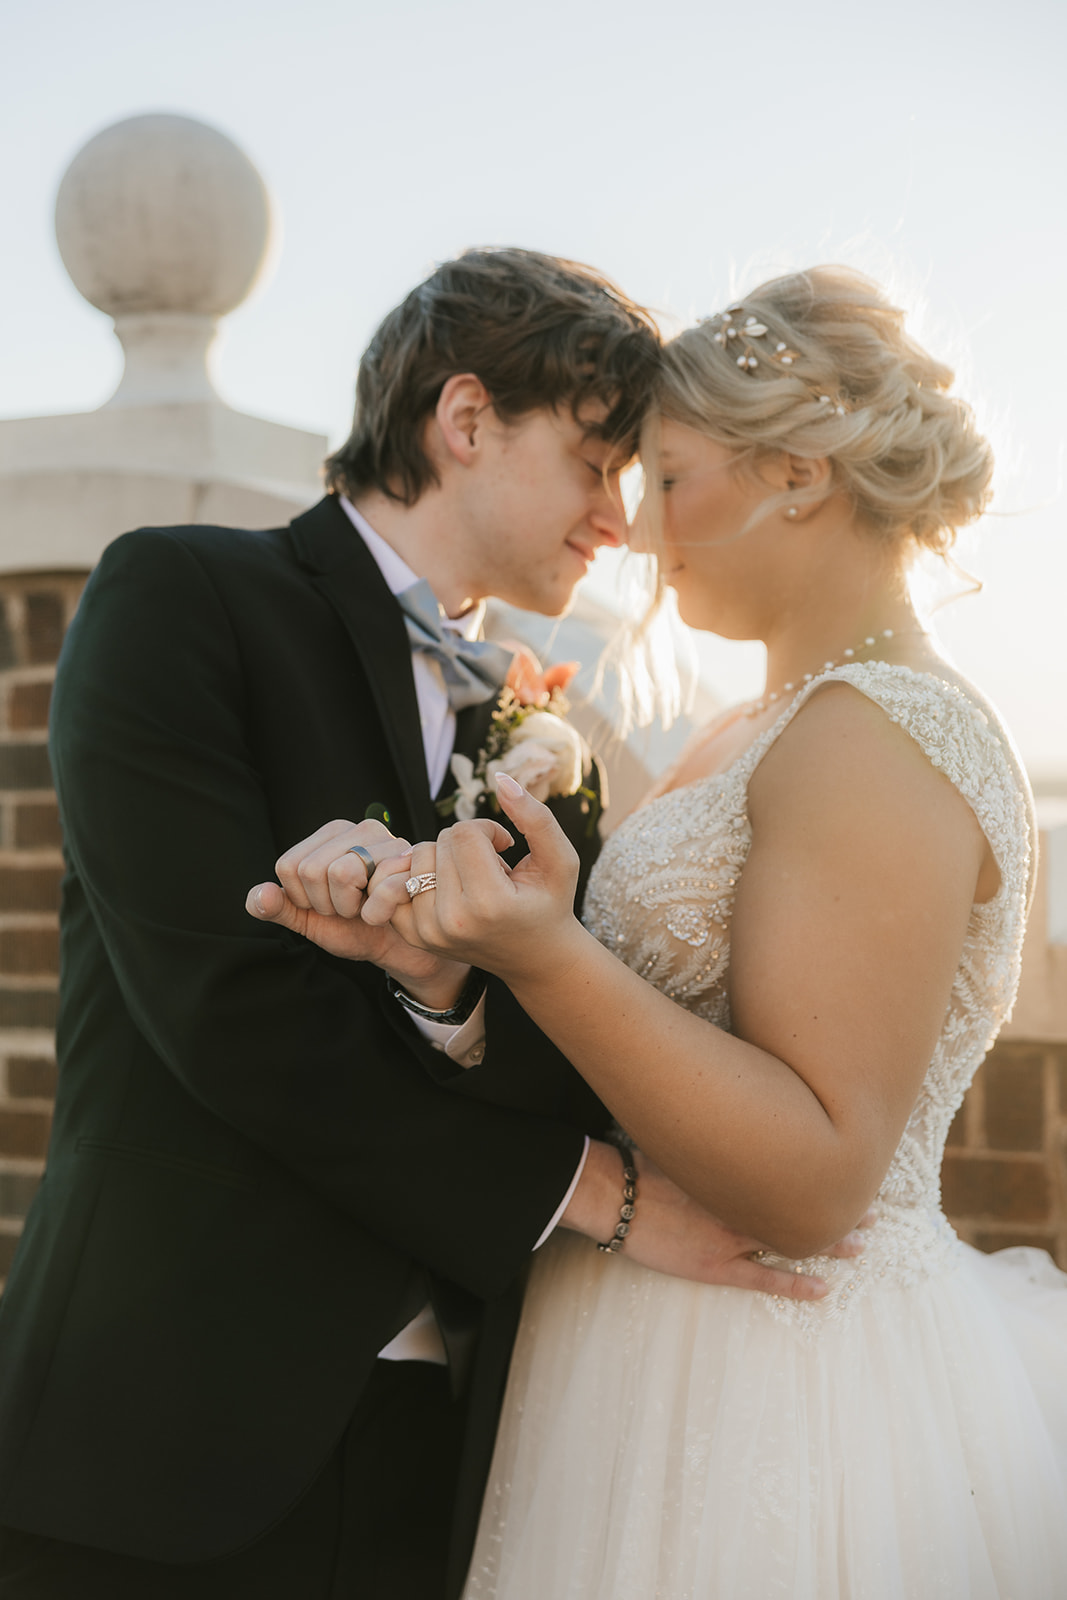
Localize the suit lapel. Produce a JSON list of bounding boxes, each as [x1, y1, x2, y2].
[[287, 497, 437, 840]]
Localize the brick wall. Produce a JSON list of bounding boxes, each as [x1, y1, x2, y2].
[[0, 576, 1064, 1284], [0, 574, 86, 1281], [944, 1040, 1067, 1264]]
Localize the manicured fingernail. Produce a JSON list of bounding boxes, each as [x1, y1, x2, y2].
[[845, 1230, 864, 1250], [810, 1280, 829, 1299], [253, 888, 265, 914], [495, 772, 523, 799]]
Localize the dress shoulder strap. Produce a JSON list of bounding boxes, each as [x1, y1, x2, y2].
[[743, 661, 1036, 915]]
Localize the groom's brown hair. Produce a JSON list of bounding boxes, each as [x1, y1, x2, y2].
[[325, 247, 661, 506]]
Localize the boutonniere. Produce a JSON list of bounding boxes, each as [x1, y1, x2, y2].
[[438, 646, 597, 826]]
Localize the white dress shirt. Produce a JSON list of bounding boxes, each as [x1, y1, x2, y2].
[[339, 499, 588, 1363]]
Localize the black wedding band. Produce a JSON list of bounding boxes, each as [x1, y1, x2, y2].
[[346, 844, 376, 879]]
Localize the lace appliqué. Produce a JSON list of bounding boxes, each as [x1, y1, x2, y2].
[[584, 775, 751, 1030], [583, 663, 1035, 1339]]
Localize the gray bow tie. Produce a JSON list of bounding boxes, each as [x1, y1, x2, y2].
[[397, 580, 514, 713]]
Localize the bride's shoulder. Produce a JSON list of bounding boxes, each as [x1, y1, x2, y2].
[[769, 658, 1024, 787], [817, 660, 1029, 806], [751, 659, 1035, 901], [750, 666, 972, 813]]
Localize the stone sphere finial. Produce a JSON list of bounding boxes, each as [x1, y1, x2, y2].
[[54, 113, 273, 407]]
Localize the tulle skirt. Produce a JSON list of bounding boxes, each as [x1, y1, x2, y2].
[[462, 1232, 1067, 1599]]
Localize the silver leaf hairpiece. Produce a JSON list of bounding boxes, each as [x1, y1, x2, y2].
[[699, 303, 850, 415]]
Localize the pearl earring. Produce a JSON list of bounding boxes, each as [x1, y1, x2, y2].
[[785, 506, 798, 519]]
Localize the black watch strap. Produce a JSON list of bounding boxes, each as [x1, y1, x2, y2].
[[387, 967, 487, 1026]]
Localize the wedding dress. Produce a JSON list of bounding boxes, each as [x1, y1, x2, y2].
[[463, 664, 1067, 1599]]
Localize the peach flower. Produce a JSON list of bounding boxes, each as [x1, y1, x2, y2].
[[504, 645, 580, 708]]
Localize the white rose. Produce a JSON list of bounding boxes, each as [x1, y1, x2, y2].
[[486, 739, 557, 801], [487, 712, 585, 803]]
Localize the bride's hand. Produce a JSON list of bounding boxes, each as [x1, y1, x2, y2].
[[245, 817, 469, 1008], [566, 1145, 876, 1300], [361, 773, 580, 980]]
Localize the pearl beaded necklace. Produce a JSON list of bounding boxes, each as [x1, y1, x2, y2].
[[743, 628, 927, 718]]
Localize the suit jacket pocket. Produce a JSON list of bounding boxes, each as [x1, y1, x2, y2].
[[74, 1136, 257, 1193]]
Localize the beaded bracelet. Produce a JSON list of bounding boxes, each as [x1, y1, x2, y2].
[[596, 1146, 638, 1254]]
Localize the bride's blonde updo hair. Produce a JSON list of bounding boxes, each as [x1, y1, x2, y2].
[[656, 264, 994, 556], [612, 267, 995, 730]]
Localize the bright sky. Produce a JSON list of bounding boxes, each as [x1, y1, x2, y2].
[[3, 0, 1065, 780]]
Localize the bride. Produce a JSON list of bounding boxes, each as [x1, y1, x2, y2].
[[357, 266, 1067, 1597]]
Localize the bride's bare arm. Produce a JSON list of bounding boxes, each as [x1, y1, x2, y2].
[[364, 684, 990, 1259], [246, 814, 874, 1297]]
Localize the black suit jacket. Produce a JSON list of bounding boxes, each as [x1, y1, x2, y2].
[[0, 496, 609, 1567]]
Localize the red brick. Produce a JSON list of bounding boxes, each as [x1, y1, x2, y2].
[[13, 802, 61, 849], [0, 1107, 51, 1160], [0, 1169, 40, 1217], [0, 606, 15, 672], [972, 1229, 1058, 1254], [0, 991, 58, 1029], [7, 1056, 57, 1099], [24, 593, 66, 666], [984, 1049, 1045, 1151], [0, 745, 53, 790], [8, 681, 52, 731], [942, 1153, 1050, 1223], [0, 929, 59, 976], [0, 1230, 20, 1278], [0, 866, 63, 913]]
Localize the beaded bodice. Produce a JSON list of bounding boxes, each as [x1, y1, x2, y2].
[[583, 663, 1036, 1333]]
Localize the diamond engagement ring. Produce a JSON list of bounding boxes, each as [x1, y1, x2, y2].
[[405, 873, 438, 898]]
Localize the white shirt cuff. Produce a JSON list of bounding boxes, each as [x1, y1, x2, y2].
[[533, 1135, 590, 1249], [408, 990, 487, 1068]]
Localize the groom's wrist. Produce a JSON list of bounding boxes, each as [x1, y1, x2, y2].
[[559, 1138, 632, 1244], [387, 963, 483, 1022]]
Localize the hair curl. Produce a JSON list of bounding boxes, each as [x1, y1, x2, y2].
[[657, 265, 993, 555]]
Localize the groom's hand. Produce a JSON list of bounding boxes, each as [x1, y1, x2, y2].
[[563, 1142, 869, 1301], [272, 819, 411, 919], [246, 819, 469, 1003]]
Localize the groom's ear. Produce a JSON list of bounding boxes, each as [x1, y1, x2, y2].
[[432, 373, 496, 469]]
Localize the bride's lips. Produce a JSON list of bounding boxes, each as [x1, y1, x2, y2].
[[565, 539, 596, 569]]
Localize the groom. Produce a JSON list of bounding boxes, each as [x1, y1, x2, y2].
[[0, 248, 824, 1600]]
